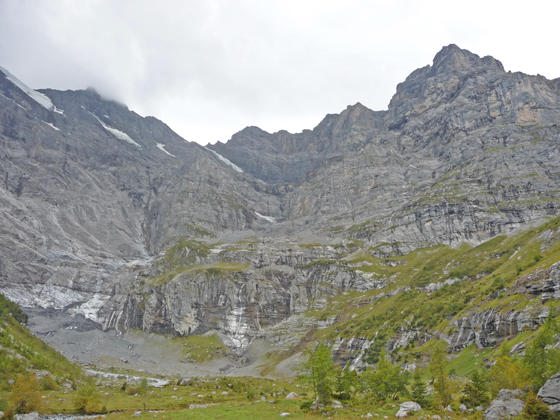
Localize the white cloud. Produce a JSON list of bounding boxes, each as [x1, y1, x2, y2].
[[0, 0, 558, 144]]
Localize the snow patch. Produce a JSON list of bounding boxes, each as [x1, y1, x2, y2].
[[0, 92, 26, 110], [156, 143, 176, 157], [205, 148, 243, 173], [68, 293, 111, 323], [89, 112, 141, 148], [2, 284, 89, 310], [0, 66, 55, 111], [42, 121, 60, 131], [255, 211, 276, 223]]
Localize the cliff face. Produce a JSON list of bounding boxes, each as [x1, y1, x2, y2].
[[1, 45, 560, 363]]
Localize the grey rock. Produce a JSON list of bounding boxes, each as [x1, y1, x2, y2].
[[395, 401, 421, 417], [484, 389, 525, 419], [538, 372, 560, 412], [285, 392, 298, 400], [331, 399, 343, 409], [14, 413, 39, 420]]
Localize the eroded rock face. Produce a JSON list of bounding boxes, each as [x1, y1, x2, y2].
[[448, 307, 549, 351], [99, 241, 376, 353], [448, 263, 560, 351], [538, 372, 560, 412], [1, 44, 560, 355]]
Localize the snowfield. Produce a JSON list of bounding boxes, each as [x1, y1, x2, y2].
[[206, 147, 244, 173], [0, 65, 61, 112], [157, 143, 176, 157], [89, 112, 142, 147]]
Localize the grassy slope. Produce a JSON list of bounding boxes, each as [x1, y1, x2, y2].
[[266, 216, 560, 373], [0, 294, 83, 391]]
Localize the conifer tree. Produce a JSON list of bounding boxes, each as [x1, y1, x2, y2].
[[461, 368, 490, 408], [430, 340, 451, 407], [411, 371, 431, 408]]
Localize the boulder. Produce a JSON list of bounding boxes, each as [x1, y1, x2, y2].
[[395, 401, 421, 417], [285, 391, 298, 400], [14, 414, 39, 420], [538, 372, 560, 412], [484, 389, 525, 419], [331, 399, 343, 409]]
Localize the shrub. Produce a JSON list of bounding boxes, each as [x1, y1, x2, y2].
[[74, 381, 105, 414], [361, 352, 409, 401], [8, 373, 41, 414], [39, 375, 59, 391], [522, 393, 559, 420], [488, 355, 530, 397]]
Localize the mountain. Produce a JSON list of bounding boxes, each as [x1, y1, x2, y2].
[[0, 45, 560, 377]]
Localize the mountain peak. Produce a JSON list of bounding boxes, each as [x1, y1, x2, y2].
[[431, 44, 504, 74]]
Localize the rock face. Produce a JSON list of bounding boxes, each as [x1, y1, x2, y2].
[[538, 372, 560, 412], [448, 262, 560, 351], [1, 44, 560, 358], [484, 389, 525, 420]]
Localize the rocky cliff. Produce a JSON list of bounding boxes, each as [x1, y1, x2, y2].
[[1, 45, 560, 369]]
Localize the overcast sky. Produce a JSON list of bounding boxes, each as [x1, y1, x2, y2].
[[0, 0, 558, 145]]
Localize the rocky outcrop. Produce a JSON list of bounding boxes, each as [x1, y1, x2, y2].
[[96, 240, 379, 353], [517, 262, 560, 302], [538, 372, 560, 412], [484, 389, 525, 420], [448, 263, 560, 351], [449, 306, 549, 351]]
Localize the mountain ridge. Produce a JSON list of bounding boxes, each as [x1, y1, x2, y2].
[[0, 44, 560, 376]]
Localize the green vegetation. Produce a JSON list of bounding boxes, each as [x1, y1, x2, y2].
[[148, 237, 250, 285], [411, 371, 431, 408], [523, 315, 560, 389], [431, 340, 451, 408], [522, 392, 560, 419], [361, 351, 409, 401], [0, 294, 82, 389], [460, 368, 490, 408], [180, 333, 229, 362], [7, 373, 42, 415], [301, 343, 337, 405]]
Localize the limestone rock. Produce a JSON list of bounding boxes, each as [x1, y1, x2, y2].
[[14, 413, 39, 420], [395, 401, 421, 417], [484, 389, 525, 419], [538, 372, 560, 412]]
